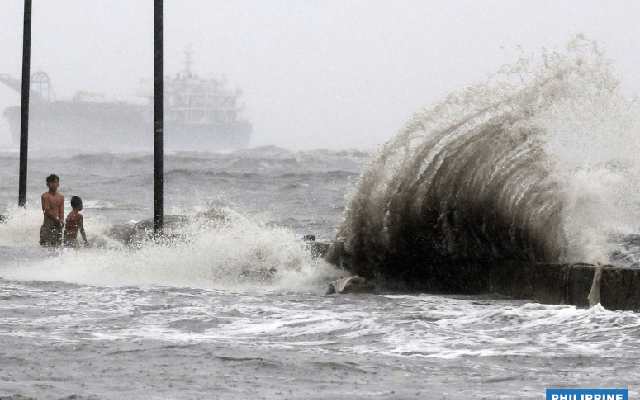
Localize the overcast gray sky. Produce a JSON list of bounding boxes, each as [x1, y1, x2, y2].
[[1, 0, 639, 150]]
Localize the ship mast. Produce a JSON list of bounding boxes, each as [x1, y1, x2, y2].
[[183, 46, 193, 78]]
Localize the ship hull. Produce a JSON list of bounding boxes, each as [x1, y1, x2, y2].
[[3, 103, 252, 151], [165, 120, 251, 151]]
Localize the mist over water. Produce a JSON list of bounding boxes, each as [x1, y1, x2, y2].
[[337, 36, 640, 281]]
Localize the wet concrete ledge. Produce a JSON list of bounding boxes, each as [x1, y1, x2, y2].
[[491, 261, 640, 311], [326, 242, 640, 311]]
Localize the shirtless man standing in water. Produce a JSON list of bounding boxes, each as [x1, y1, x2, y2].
[[40, 174, 64, 247]]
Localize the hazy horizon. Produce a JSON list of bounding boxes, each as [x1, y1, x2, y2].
[[1, 0, 640, 151]]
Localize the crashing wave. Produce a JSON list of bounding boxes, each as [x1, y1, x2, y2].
[[330, 36, 635, 287]]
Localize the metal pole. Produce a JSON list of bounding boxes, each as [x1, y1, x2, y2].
[[154, 0, 164, 234], [18, 0, 32, 208]]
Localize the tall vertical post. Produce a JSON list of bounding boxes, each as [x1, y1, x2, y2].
[[153, 0, 164, 234], [18, 0, 32, 208]]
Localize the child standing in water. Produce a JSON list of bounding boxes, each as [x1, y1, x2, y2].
[[40, 174, 64, 247], [64, 196, 89, 248]]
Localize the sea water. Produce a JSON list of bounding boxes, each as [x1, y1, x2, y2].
[[1, 38, 640, 399]]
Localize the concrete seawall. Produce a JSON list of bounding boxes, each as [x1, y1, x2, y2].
[[489, 261, 640, 310], [326, 242, 640, 311]]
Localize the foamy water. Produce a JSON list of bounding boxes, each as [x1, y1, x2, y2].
[[2, 277, 639, 360], [0, 206, 342, 291]]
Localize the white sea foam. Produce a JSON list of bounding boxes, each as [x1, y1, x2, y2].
[[0, 206, 343, 292], [2, 280, 637, 361], [0, 205, 42, 247]]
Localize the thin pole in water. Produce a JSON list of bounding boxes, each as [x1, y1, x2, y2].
[[18, 0, 32, 208], [154, 0, 164, 234]]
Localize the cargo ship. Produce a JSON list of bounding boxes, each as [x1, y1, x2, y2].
[[0, 51, 252, 151]]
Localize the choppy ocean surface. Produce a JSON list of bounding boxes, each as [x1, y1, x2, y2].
[[2, 38, 640, 398], [0, 147, 639, 399]]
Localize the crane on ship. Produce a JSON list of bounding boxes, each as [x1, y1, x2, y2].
[[0, 71, 53, 102]]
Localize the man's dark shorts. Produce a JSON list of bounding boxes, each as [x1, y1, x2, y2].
[[40, 223, 62, 247]]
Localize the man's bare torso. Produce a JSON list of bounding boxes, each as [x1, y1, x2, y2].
[[41, 191, 64, 226]]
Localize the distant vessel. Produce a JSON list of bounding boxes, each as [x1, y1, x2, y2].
[[0, 50, 252, 151]]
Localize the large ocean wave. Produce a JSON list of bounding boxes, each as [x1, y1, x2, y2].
[[332, 36, 640, 285]]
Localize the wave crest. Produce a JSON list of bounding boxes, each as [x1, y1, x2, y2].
[[333, 36, 625, 284]]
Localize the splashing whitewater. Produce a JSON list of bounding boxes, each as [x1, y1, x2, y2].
[[334, 36, 640, 283]]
